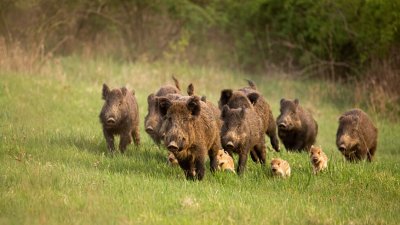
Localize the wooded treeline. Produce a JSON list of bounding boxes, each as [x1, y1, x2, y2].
[[1, 0, 399, 79]]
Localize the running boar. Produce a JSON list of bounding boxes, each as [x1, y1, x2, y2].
[[158, 95, 221, 180], [216, 149, 235, 173], [144, 77, 181, 145], [219, 80, 280, 152], [276, 98, 318, 152], [220, 105, 266, 175], [270, 158, 291, 178], [336, 109, 378, 162], [99, 84, 140, 153], [310, 145, 328, 174]]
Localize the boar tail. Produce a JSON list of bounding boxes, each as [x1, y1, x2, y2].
[[172, 75, 181, 91]]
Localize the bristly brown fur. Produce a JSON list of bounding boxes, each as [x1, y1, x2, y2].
[[276, 98, 318, 152], [336, 108, 378, 162], [99, 84, 140, 153], [220, 105, 266, 175], [144, 78, 182, 145], [158, 95, 222, 181], [218, 80, 280, 152]]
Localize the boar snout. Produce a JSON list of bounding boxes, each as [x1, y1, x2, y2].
[[167, 141, 179, 152], [278, 122, 287, 129], [338, 145, 346, 152], [106, 117, 116, 125], [272, 168, 277, 172], [145, 126, 154, 133], [225, 141, 235, 149]]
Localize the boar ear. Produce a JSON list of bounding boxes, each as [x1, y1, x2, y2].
[[219, 89, 233, 107], [247, 92, 260, 105], [221, 105, 230, 119], [147, 93, 155, 103], [158, 97, 172, 117], [187, 83, 194, 96], [187, 96, 201, 116], [102, 84, 110, 100], [201, 96, 207, 102], [121, 87, 128, 97], [294, 99, 299, 106], [280, 98, 286, 105]]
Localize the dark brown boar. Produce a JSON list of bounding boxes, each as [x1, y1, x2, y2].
[[218, 80, 280, 152], [144, 77, 181, 145], [158, 95, 221, 180], [220, 105, 266, 174], [276, 98, 318, 152], [336, 109, 378, 162], [99, 84, 140, 153]]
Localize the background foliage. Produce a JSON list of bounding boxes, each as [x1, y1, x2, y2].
[[1, 0, 399, 118]]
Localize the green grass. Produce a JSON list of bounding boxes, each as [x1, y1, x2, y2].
[[1, 56, 399, 224]]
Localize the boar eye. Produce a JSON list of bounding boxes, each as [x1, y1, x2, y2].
[[119, 101, 123, 106]]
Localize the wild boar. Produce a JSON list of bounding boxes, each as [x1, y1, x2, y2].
[[219, 80, 280, 152], [220, 105, 266, 175], [309, 145, 328, 174], [336, 109, 378, 162], [99, 84, 140, 153], [216, 149, 235, 173], [270, 158, 291, 178], [158, 95, 221, 180], [144, 77, 181, 145], [276, 98, 318, 152]]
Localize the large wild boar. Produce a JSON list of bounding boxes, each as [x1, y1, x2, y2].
[[219, 80, 280, 152], [158, 95, 221, 180], [276, 98, 318, 152], [336, 109, 378, 162], [144, 77, 181, 145], [99, 84, 140, 153], [220, 105, 266, 174]]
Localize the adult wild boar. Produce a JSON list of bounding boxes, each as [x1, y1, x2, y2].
[[100, 84, 140, 153], [158, 95, 221, 180], [336, 109, 378, 162], [144, 77, 181, 145], [220, 105, 266, 174], [219, 80, 280, 152], [276, 98, 318, 152]]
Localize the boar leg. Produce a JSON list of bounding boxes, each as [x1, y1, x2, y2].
[[179, 157, 196, 180], [119, 133, 133, 153], [254, 143, 266, 164], [266, 121, 280, 152], [237, 151, 249, 175], [208, 144, 220, 172], [103, 129, 115, 153], [195, 156, 206, 181], [132, 127, 141, 145], [250, 150, 259, 163], [367, 146, 376, 162]]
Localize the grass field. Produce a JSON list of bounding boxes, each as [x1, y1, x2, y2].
[[1, 56, 399, 224]]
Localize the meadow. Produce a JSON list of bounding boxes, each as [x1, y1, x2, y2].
[[1, 56, 399, 224]]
